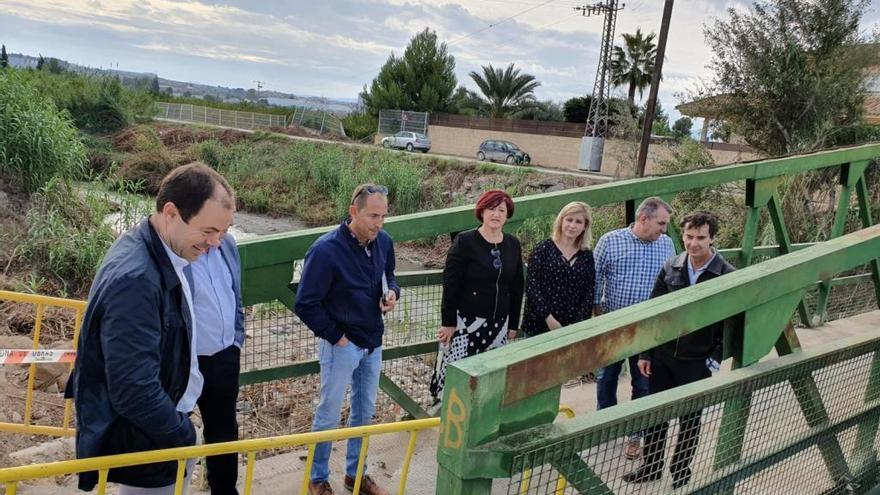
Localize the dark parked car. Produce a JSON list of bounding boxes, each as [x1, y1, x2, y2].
[[476, 140, 531, 165]]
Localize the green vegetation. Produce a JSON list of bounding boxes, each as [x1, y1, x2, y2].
[[672, 117, 693, 139], [610, 28, 657, 107], [156, 93, 291, 116], [700, 0, 879, 155], [0, 70, 86, 192], [18, 68, 155, 133], [462, 63, 541, 118], [194, 137, 452, 223], [15, 178, 149, 296], [341, 109, 378, 141], [361, 28, 458, 117]]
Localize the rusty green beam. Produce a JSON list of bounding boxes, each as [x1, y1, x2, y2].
[[473, 327, 880, 480], [436, 225, 880, 491], [475, 225, 880, 405]]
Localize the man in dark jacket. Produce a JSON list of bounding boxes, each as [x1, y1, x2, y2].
[[624, 211, 736, 489], [295, 184, 399, 495], [70, 163, 235, 493]]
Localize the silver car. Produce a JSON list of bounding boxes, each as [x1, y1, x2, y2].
[[381, 131, 431, 153]]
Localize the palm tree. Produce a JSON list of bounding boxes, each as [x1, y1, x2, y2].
[[609, 29, 658, 107], [468, 63, 541, 118]]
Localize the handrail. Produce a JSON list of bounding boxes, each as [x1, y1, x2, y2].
[[236, 143, 880, 306], [0, 417, 440, 495], [486, 328, 880, 492], [436, 224, 880, 492]]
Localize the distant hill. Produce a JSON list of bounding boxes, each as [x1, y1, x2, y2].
[[6, 52, 358, 115]]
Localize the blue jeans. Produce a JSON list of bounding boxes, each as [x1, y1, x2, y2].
[[311, 340, 382, 483], [596, 356, 649, 409]]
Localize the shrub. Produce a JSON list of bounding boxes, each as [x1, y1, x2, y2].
[[0, 70, 86, 192], [19, 178, 150, 295], [20, 69, 155, 133], [341, 109, 378, 141]]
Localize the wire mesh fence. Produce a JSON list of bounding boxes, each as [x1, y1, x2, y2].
[[378, 109, 429, 135], [504, 343, 878, 494], [155, 101, 346, 137], [235, 264, 878, 441], [237, 277, 443, 439]]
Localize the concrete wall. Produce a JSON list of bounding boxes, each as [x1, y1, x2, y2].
[[422, 125, 763, 177]]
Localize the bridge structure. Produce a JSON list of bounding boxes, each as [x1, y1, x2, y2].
[[1, 144, 880, 494]]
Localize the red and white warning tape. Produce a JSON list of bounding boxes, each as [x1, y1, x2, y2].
[[0, 349, 76, 364]]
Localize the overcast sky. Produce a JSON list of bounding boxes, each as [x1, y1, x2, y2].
[[2, 0, 880, 124]]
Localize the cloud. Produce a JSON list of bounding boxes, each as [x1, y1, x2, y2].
[[2, 0, 877, 113]]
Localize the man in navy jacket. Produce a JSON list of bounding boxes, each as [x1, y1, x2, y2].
[[70, 163, 235, 493], [295, 184, 400, 495]]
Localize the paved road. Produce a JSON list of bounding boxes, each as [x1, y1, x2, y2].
[[154, 117, 614, 181]]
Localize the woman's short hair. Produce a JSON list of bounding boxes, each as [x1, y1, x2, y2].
[[474, 189, 515, 222], [551, 201, 593, 250]]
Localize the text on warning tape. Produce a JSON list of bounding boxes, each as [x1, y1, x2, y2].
[[0, 349, 76, 364]]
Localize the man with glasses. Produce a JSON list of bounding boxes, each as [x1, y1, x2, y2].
[[295, 184, 400, 495]]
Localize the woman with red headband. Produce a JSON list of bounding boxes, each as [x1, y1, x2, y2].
[[429, 189, 525, 403]]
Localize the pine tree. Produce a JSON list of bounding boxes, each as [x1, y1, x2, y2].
[[360, 28, 457, 116], [0, 45, 8, 69]]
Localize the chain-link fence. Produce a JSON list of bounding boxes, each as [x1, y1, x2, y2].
[[155, 102, 346, 137], [503, 335, 878, 494], [233, 263, 879, 441], [378, 109, 429, 135], [237, 274, 443, 439]]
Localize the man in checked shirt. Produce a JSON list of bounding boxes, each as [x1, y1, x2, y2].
[[592, 197, 676, 460]]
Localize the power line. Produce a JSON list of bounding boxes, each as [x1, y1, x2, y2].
[[447, 0, 562, 46]]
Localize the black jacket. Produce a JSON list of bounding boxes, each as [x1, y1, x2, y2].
[[441, 229, 525, 329], [70, 219, 196, 490], [641, 251, 736, 363]]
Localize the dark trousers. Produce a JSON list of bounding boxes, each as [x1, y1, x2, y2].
[[197, 345, 241, 495], [643, 354, 711, 478]]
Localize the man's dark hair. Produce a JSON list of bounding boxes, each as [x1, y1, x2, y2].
[[155, 162, 234, 222], [680, 211, 719, 238]]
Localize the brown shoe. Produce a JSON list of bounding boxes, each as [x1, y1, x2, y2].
[[344, 474, 389, 495], [625, 438, 642, 460], [309, 480, 334, 495]]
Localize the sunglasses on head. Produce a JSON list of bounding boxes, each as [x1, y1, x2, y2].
[[351, 184, 388, 204], [490, 247, 502, 270]]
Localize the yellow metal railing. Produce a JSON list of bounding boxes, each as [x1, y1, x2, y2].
[[0, 290, 85, 437], [0, 417, 440, 495], [519, 406, 577, 495]]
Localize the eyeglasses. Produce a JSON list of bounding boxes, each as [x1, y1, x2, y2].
[[490, 247, 502, 270], [351, 184, 388, 205]]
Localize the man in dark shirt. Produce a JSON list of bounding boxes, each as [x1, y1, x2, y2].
[[624, 211, 736, 489], [294, 184, 400, 495]]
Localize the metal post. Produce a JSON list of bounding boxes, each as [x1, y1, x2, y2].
[[576, 1, 623, 172], [636, 0, 675, 177], [320, 112, 326, 134]]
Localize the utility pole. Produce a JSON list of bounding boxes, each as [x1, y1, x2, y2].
[[636, 0, 674, 177], [575, 1, 625, 173], [253, 80, 264, 100]]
